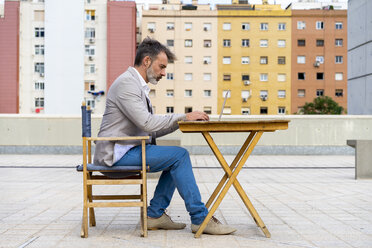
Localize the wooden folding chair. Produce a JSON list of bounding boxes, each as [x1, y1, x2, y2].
[[77, 102, 149, 238]]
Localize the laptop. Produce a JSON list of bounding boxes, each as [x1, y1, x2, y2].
[[218, 90, 230, 121]]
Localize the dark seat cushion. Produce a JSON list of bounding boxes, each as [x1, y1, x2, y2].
[[76, 163, 148, 179]]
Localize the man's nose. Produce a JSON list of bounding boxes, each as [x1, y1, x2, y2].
[[161, 69, 166, 76]]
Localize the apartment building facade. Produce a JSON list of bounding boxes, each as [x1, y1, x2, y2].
[[141, 0, 218, 115], [217, 3, 291, 115], [291, 5, 347, 114], [3, 0, 136, 115]]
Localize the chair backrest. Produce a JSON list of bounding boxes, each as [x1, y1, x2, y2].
[[81, 102, 92, 138]]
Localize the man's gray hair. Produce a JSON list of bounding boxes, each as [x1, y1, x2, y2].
[[134, 37, 176, 66]]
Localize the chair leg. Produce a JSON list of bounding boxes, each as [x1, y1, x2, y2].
[[141, 176, 148, 237], [81, 200, 88, 238], [88, 184, 96, 227]]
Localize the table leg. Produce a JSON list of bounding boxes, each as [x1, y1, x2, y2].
[[195, 131, 263, 238]]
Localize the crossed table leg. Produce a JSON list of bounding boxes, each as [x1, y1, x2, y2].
[[194, 130, 271, 238]]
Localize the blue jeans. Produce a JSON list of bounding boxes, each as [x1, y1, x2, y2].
[[113, 145, 208, 225]]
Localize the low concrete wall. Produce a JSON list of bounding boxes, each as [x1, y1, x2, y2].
[[1, 114, 372, 155]]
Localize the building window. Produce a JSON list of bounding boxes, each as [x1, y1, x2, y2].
[[316, 89, 324, 97], [316, 56, 324, 64], [85, 28, 95, 38], [260, 56, 268, 64], [203, 106, 212, 114], [204, 90, 211, 97], [260, 73, 268, 82], [297, 39, 305, 46], [335, 89, 343, 97], [204, 40, 212, 48], [278, 90, 286, 98], [278, 56, 286, 65], [335, 72, 343, 81], [278, 23, 286, 30], [222, 90, 231, 98], [166, 22, 175, 30], [184, 73, 193, 81], [316, 21, 324, 30], [223, 74, 231, 81], [85, 64, 95, 74], [298, 89, 305, 97], [260, 39, 268, 47], [166, 39, 174, 47], [241, 107, 250, 115], [85, 10, 95, 21], [297, 56, 306, 64], [242, 39, 250, 47], [203, 23, 211, 31], [317, 72, 324, 80], [222, 107, 231, 115], [35, 27, 45, 37], [166, 106, 174, 113], [277, 74, 286, 82], [204, 73, 211, 81], [335, 22, 343, 30], [167, 73, 174, 80], [316, 39, 324, 47], [203, 56, 211, 64], [185, 90, 192, 97], [35, 45, 44, 55], [84, 81, 95, 91], [278, 107, 285, 114], [184, 56, 192, 64], [242, 23, 250, 30], [185, 22, 192, 31], [241, 90, 250, 101], [223, 57, 231, 64], [298, 72, 305, 80], [34, 62, 44, 74], [185, 39, 193, 47], [223, 23, 231, 30], [335, 39, 343, 47], [242, 74, 250, 81], [335, 56, 343, 64], [241, 56, 250, 64], [35, 97, 44, 107], [260, 23, 268, 30], [277, 40, 286, 48], [166, 90, 174, 97], [35, 81, 45, 90], [149, 89, 156, 98], [223, 39, 231, 47], [297, 21, 306, 30], [260, 107, 268, 114], [85, 45, 95, 56]]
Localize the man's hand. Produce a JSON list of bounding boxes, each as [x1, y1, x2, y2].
[[186, 111, 209, 121]]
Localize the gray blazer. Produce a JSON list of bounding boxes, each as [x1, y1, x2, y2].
[[94, 67, 186, 166]]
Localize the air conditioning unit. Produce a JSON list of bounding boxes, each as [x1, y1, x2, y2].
[[39, 72, 44, 77], [243, 80, 250, 86], [148, 28, 155, 33], [203, 60, 208, 64], [314, 61, 320, 67], [203, 27, 208, 31], [260, 95, 267, 101], [89, 56, 94, 61], [242, 97, 248, 102], [205, 43, 211, 47], [89, 38, 95, 44]]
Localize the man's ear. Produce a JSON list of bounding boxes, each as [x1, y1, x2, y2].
[[143, 56, 151, 67]]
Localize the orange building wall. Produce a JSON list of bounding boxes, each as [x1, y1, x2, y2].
[[291, 10, 347, 114]]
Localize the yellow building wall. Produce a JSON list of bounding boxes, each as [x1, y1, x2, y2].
[[218, 5, 291, 115]]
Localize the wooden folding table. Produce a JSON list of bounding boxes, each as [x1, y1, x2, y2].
[[178, 120, 289, 238]]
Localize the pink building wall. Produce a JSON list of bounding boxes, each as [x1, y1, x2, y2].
[[107, 1, 136, 91], [0, 1, 19, 113]]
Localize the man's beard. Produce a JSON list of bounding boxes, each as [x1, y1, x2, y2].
[[146, 66, 160, 85]]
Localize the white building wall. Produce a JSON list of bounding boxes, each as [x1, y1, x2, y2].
[[44, 0, 84, 115]]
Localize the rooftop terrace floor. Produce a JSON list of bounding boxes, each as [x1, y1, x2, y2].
[[0, 155, 371, 248]]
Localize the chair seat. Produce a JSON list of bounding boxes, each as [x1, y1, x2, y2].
[[76, 163, 149, 179]]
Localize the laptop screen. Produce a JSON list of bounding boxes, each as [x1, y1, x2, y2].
[[218, 90, 230, 121]]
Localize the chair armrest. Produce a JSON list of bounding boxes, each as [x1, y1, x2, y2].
[[87, 136, 150, 141]]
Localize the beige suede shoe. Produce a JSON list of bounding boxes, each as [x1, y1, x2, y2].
[[147, 213, 186, 230], [191, 216, 237, 235]]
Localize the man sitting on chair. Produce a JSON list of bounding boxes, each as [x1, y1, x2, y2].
[[94, 38, 236, 235]]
